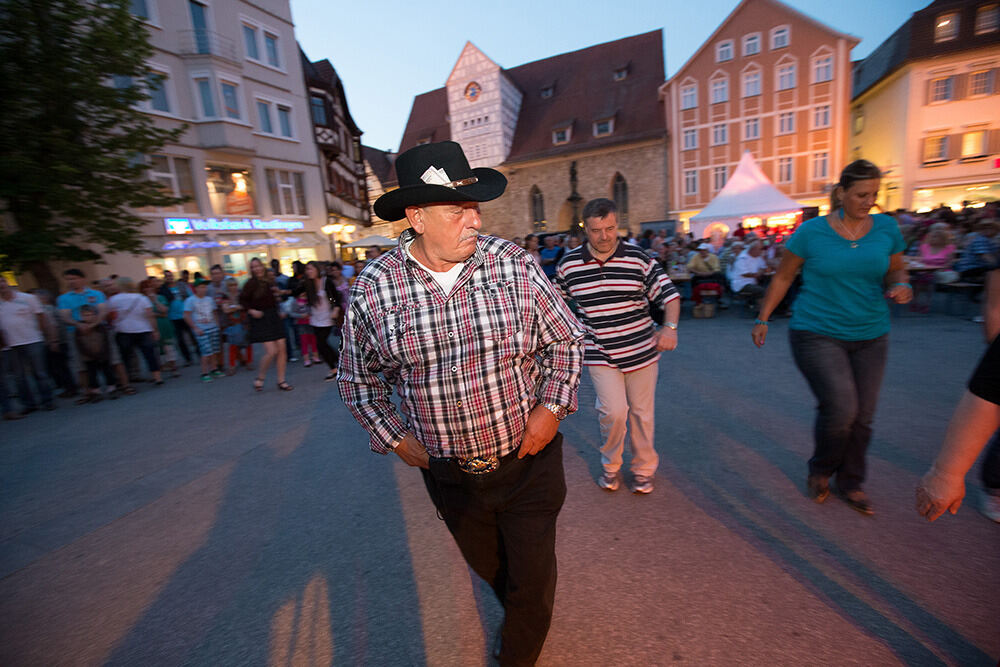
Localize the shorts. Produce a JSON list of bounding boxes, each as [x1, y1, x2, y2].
[[66, 327, 121, 373], [194, 326, 221, 357], [969, 334, 1000, 406]]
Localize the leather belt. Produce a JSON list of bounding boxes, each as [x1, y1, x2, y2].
[[455, 449, 518, 475]]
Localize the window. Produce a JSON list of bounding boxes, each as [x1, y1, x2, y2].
[[743, 71, 760, 97], [976, 4, 999, 33], [712, 166, 728, 191], [935, 12, 960, 42], [962, 130, 988, 158], [266, 169, 307, 216], [743, 33, 761, 56], [812, 152, 829, 180], [684, 169, 698, 196], [813, 56, 833, 83], [711, 123, 728, 145], [195, 77, 215, 117], [310, 95, 327, 125], [970, 70, 994, 96], [613, 173, 629, 217], [924, 135, 949, 162], [243, 24, 259, 60], [777, 112, 795, 135], [530, 186, 544, 225], [682, 128, 698, 150], [540, 86, 554, 99], [144, 155, 198, 213], [552, 127, 571, 145], [130, 0, 150, 19], [771, 26, 790, 50], [777, 64, 796, 90], [593, 118, 614, 137], [681, 85, 697, 110], [853, 108, 864, 135], [744, 118, 760, 140], [710, 78, 729, 104], [613, 67, 628, 81], [812, 105, 831, 129], [931, 76, 954, 102], [257, 100, 273, 133], [777, 157, 793, 183], [147, 72, 170, 112], [716, 40, 734, 62], [206, 166, 255, 215], [264, 32, 280, 67], [277, 105, 292, 137], [220, 81, 240, 120]]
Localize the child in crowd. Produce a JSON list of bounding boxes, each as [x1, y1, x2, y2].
[[74, 305, 116, 403], [183, 279, 222, 383], [220, 278, 253, 374], [291, 293, 320, 366], [142, 278, 180, 378]]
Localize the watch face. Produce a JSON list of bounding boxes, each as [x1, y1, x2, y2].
[[464, 81, 481, 102]]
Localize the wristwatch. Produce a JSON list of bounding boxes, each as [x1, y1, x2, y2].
[[663, 321, 678, 330], [542, 403, 569, 421]]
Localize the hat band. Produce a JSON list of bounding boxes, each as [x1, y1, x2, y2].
[[420, 165, 479, 189]]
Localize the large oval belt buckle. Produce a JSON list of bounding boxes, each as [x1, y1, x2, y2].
[[457, 456, 499, 475]]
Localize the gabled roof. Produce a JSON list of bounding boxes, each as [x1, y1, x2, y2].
[[665, 0, 858, 86], [396, 30, 666, 163], [852, 0, 1000, 99], [362, 146, 397, 188], [691, 151, 800, 223], [299, 46, 362, 135]]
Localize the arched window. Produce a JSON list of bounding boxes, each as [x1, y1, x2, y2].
[[530, 185, 545, 228], [612, 173, 628, 222]]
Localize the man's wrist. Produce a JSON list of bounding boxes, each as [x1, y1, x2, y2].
[[541, 403, 568, 421], [662, 321, 678, 330]]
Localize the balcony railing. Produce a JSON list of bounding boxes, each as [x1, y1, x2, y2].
[[178, 30, 238, 63]]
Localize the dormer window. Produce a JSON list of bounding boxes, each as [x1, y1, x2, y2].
[[935, 12, 959, 41], [613, 68, 628, 81], [540, 85, 554, 99], [593, 118, 614, 137], [975, 4, 998, 34], [552, 126, 572, 145]]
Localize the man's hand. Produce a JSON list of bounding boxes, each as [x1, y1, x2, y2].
[[654, 327, 678, 351], [518, 405, 559, 458], [916, 465, 965, 521], [393, 432, 429, 469]]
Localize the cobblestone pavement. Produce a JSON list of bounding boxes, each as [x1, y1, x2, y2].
[[1, 312, 997, 666]]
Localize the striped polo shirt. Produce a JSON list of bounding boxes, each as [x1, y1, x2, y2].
[[555, 241, 679, 372]]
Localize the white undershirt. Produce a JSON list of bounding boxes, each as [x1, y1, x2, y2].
[[405, 239, 465, 295]]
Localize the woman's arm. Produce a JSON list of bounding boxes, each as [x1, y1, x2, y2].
[[751, 250, 804, 348], [885, 253, 912, 304]]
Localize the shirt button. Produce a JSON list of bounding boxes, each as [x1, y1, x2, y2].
[[457, 400, 463, 407], [451, 366, 458, 372], [448, 331, 455, 337]]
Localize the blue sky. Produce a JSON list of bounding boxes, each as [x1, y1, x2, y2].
[[291, 0, 926, 152]]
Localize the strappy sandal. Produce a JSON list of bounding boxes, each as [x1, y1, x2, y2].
[[276, 381, 293, 391], [253, 377, 264, 392]]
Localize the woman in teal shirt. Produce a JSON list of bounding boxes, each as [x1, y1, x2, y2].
[[752, 160, 912, 516]]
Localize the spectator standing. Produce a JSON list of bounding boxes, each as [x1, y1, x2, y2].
[[0, 276, 57, 412], [184, 280, 223, 383], [159, 270, 195, 366], [31, 288, 77, 397], [299, 260, 342, 381], [556, 198, 680, 494], [58, 268, 117, 398], [538, 235, 565, 280], [74, 305, 116, 404], [142, 278, 179, 377], [240, 257, 292, 392], [525, 233, 542, 265], [219, 278, 253, 374], [752, 159, 911, 516], [107, 277, 161, 388]]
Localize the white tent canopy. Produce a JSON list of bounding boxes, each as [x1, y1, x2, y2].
[[343, 234, 397, 248], [689, 151, 801, 238]]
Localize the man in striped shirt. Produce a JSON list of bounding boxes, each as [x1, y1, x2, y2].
[[556, 198, 680, 494]]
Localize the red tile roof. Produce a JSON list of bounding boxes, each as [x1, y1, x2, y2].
[[397, 30, 666, 164]]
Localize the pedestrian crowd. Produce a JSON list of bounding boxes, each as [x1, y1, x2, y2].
[[0, 257, 356, 419]]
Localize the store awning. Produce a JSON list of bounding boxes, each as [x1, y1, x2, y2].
[[344, 234, 397, 248], [153, 233, 326, 254]]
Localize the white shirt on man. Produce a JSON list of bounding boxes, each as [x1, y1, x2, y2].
[[0, 291, 45, 347], [730, 250, 768, 292], [108, 292, 153, 334]]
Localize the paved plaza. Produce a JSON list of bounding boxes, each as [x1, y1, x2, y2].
[[1, 311, 997, 666]]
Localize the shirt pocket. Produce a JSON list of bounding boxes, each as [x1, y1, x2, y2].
[[462, 280, 520, 340]]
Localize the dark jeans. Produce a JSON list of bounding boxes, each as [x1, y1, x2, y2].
[[421, 434, 566, 667], [312, 325, 338, 370], [7, 342, 54, 409], [115, 332, 160, 374], [789, 329, 889, 491], [84, 359, 115, 389], [170, 319, 196, 364], [981, 431, 1000, 492]]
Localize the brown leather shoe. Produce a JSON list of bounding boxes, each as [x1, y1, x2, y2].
[[807, 475, 830, 503], [836, 486, 874, 516]]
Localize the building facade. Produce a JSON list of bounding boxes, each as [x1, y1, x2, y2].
[[660, 0, 857, 233], [851, 0, 1000, 213], [362, 146, 409, 240], [100, 0, 330, 281], [395, 32, 669, 240]]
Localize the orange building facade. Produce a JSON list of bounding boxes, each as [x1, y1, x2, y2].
[[660, 0, 857, 233]]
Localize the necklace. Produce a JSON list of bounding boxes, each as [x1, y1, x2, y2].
[[833, 211, 869, 249]]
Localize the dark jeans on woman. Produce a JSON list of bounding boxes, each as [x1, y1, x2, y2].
[[789, 329, 889, 492], [115, 332, 160, 374], [170, 318, 195, 364], [311, 325, 339, 369], [420, 434, 566, 667]]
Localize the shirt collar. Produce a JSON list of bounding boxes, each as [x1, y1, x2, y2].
[[397, 228, 485, 272], [581, 240, 625, 264]]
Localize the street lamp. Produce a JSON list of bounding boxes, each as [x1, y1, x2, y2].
[[322, 222, 343, 261]]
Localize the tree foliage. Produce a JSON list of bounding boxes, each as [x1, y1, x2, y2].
[[0, 0, 186, 285]]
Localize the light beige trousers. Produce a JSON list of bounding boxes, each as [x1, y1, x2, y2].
[[587, 361, 660, 477]]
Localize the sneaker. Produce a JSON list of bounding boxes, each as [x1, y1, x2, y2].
[[200, 374, 213, 383], [630, 474, 654, 494], [980, 491, 1000, 523], [324, 371, 337, 382], [210, 369, 225, 378], [597, 470, 620, 491], [288, 356, 299, 362], [807, 474, 830, 503], [303, 359, 312, 368], [836, 486, 873, 516]]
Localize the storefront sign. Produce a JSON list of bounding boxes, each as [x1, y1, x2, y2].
[[165, 217, 306, 234]]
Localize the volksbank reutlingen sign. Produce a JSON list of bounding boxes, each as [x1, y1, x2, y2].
[[165, 217, 306, 234]]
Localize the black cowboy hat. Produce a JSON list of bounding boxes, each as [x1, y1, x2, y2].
[[373, 141, 507, 222]]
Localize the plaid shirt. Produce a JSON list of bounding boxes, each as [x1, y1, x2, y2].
[[338, 230, 585, 459]]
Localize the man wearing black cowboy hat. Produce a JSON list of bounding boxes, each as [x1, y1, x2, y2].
[[338, 141, 585, 665]]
